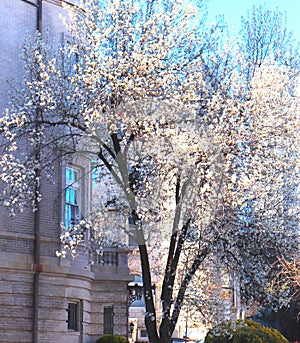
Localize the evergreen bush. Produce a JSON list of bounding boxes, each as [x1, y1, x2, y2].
[[205, 319, 288, 343], [95, 334, 129, 343]]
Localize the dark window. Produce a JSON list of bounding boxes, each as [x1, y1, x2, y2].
[[128, 215, 138, 247], [186, 220, 199, 242], [140, 329, 148, 338], [67, 302, 79, 331], [104, 306, 114, 334]]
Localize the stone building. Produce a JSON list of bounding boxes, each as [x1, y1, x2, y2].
[[0, 1, 132, 342]]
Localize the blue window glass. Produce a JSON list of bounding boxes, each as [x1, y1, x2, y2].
[[65, 167, 80, 228]]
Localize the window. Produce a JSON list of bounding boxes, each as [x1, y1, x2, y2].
[[186, 220, 199, 242], [65, 166, 81, 228], [140, 329, 148, 338], [128, 214, 138, 247], [103, 306, 114, 334], [92, 162, 119, 211], [128, 214, 151, 247], [67, 301, 79, 331]]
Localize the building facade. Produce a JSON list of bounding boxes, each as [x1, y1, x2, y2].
[[0, 1, 132, 342]]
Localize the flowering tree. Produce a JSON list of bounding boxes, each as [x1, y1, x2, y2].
[[235, 3, 300, 316], [0, 0, 299, 342], [239, 4, 300, 80]]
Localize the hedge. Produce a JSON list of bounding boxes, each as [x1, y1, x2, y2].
[[95, 334, 129, 343], [205, 319, 288, 343]]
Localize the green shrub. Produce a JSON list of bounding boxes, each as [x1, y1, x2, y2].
[[205, 320, 236, 343], [95, 334, 129, 343], [205, 320, 288, 343]]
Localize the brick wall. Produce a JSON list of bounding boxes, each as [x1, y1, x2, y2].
[[0, 0, 36, 110]]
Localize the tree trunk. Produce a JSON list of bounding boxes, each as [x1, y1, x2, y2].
[[139, 243, 160, 343]]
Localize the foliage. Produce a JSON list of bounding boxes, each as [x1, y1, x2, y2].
[[95, 334, 128, 343], [249, 306, 300, 343], [205, 320, 288, 343], [277, 255, 300, 299], [239, 4, 300, 79], [0, 1, 299, 343]]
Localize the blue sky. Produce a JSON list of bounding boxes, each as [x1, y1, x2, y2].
[[206, 0, 300, 41]]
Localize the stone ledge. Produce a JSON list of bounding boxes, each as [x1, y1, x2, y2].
[[0, 230, 58, 243]]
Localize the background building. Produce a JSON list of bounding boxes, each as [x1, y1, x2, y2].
[[0, 1, 132, 342]]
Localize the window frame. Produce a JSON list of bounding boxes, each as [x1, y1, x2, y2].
[[140, 329, 148, 338], [103, 305, 114, 334], [67, 301, 80, 331], [65, 165, 82, 228], [128, 214, 138, 247]]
